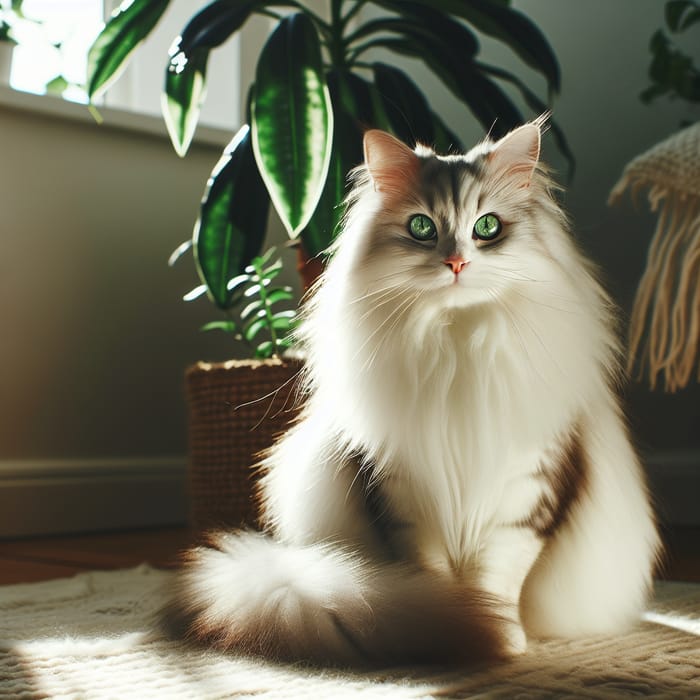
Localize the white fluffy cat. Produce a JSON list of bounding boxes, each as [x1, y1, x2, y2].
[[168, 118, 661, 666]]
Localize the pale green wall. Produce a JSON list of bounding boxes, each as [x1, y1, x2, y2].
[[0, 96, 293, 463]]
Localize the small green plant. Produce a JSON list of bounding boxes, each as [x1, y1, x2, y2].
[[181, 247, 297, 359], [642, 0, 700, 104]]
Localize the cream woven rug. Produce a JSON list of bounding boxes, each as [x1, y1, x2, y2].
[[0, 565, 698, 699]]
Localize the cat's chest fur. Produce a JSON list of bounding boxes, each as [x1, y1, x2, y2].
[[367, 310, 575, 574]]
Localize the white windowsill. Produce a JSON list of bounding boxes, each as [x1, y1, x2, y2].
[[0, 84, 233, 151]]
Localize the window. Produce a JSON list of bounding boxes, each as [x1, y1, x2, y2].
[[5, 0, 241, 132], [9, 0, 102, 103]]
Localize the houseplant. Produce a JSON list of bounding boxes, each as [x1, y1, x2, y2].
[[87, 0, 568, 528], [88, 0, 570, 311], [641, 0, 700, 105]]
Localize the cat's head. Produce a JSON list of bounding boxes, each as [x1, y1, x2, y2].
[[340, 117, 566, 316]]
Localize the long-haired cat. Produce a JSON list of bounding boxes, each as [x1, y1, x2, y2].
[[168, 118, 660, 666]]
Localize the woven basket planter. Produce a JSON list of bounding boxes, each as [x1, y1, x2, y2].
[[184, 358, 303, 530]]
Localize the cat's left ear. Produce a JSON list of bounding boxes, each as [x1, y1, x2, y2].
[[363, 129, 420, 197], [487, 122, 541, 187]]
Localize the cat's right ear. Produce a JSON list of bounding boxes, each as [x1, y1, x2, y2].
[[363, 130, 420, 197]]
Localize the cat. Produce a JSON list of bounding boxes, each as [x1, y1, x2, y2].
[[167, 117, 661, 667]]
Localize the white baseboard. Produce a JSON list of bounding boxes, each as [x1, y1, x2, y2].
[[0, 451, 696, 538], [0, 457, 187, 538]]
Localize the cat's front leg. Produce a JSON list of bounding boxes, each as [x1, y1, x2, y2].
[[477, 524, 544, 654], [474, 463, 555, 653]]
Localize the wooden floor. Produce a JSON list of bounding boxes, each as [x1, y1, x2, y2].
[[0, 527, 194, 585], [0, 525, 698, 586]]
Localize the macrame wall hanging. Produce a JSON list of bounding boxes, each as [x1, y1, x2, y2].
[[609, 122, 700, 392]]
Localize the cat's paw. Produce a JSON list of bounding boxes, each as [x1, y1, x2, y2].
[[501, 620, 528, 656]]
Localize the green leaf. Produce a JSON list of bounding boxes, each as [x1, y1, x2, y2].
[[372, 62, 435, 146], [162, 47, 208, 157], [348, 7, 520, 133], [301, 70, 374, 257], [640, 83, 670, 103], [277, 335, 295, 349], [46, 75, 69, 96], [168, 239, 192, 267], [251, 13, 333, 239], [680, 7, 700, 30], [351, 5, 478, 59], [194, 124, 269, 309], [262, 258, 284, 276], [227, 272, 252, 293], [265, 287, 294, 305], [272, 309, 296, 322], [667, 0, 688, 30], [665, 0, 700, 31], [200, 320, 238, 333], [271, 315, 294, 332], [255, 340, 275, 358], [373, 37, 522, 135], [243, 280, 271, 297], [413, 0, 561, 93], [256, 247, 278, 267], [176, 0, 257, 54], [329, 69, 377, 127], [240, 299, 264, 321], [260, 265, 282, 283], [477, 62, 575, 178], [163, 0, 258, 156], [87, 0, 171, 100], [244, 316, 268, 341], [183, 284, 208, 301]]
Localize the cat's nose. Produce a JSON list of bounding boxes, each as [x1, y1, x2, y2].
[[443, 256, 469, 274]]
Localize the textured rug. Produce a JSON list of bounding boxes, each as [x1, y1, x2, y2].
[[0, 565, 698, 699]]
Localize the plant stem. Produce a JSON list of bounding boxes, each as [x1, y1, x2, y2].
[[253, 258, 280, 355], [342, 0, 367, 28], [225, 307, 253, 351], [328, 0, 348, 70], [282, 1, 332, 40], [257, 8, 283, 20], [346, 36, 392, 63]]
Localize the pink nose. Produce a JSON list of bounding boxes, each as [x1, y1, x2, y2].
[[443, 256, 468, 274]]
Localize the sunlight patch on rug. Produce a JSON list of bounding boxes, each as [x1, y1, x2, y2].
[[1, 566, 699, 699]]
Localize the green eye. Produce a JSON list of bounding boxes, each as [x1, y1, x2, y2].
[[473, 213, 502, 241], [408, 214, 437, 241]]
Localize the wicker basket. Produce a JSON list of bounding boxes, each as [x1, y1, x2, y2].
[[184, 357, 303, 530]]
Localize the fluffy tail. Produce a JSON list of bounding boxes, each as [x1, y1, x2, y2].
[[163, 530, 511, 667]]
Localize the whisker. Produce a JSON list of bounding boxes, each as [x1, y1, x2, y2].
[[356, 288, 405, 323], [487, 290, 553, 390], [348, 279, 406, 305], [360, 290, 421, 373], [505, 287, 583, 315]]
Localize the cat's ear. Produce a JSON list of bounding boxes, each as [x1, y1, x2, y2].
[[363, 130, 420, 197], [487, 122, 541, 187]]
